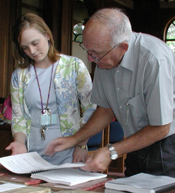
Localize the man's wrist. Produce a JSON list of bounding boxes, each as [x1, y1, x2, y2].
[[107, 143, 118, 160]]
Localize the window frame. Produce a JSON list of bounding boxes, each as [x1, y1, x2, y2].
[[164, 16, 175, 53]]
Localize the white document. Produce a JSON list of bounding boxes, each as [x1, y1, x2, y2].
[[0, 152, 107, 187], [31, 168, 107, 186], [105, 173, 175, 193], [0, 152, 85, 174], [0, 183, 26, 192]]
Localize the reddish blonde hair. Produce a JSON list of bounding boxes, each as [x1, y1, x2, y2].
[[12, 13, 60, 68]]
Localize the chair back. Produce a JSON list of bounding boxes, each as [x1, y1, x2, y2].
[[87, 130, 104, 151], [109, 121, 124, 143], [107, 121, 126, 174]]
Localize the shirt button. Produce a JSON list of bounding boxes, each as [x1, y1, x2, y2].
[[120, 106, 122, 109], [117, 70, 120, 73], [117, 88, 120, 90]]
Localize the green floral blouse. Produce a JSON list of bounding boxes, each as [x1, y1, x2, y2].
[[11, 54, 96, 138]]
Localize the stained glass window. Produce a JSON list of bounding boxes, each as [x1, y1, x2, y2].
[[165, 18, 175, 53]]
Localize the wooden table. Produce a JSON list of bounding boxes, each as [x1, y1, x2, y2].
[[0, 124, 175, 193], [0, 166, 175, 193], [0, 166, 106, 192]]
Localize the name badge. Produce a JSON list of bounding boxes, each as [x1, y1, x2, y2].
[[41, 114, 58, 125], [41, 114, 51, 125]]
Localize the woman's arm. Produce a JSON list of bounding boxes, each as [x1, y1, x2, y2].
[[6, 132, 27, 155]]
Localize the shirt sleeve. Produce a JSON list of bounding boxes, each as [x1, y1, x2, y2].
[[75, 58, 96, 124], [11, 69, 29, 137], [144, 57, 174, 125]]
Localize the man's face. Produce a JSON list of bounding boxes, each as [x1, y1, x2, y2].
[[82, 20, 127, 70]]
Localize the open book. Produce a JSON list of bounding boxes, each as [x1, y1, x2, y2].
[[0, 152, 107, 186], [105, 173, 175, 193]]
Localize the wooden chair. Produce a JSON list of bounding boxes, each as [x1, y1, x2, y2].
[[105, 121, 126, 173], [87, 129, 104, 155], [87, 121, 126, 174], [87, 128, 108, 174]]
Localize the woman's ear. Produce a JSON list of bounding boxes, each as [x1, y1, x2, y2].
[[46, 33, 50, 41]]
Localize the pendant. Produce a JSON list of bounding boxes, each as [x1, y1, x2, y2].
[[40, 125, 48, 140], [42, 108, 51, 116]]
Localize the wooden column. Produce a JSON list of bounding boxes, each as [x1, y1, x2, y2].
[[0, 0, 10, 97], [60, 0, 75, 55], [0, 0, 18, 97]]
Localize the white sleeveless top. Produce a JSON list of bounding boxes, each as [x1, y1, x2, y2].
[[24, 64, 73, 165]]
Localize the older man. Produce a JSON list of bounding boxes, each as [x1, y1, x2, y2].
[[46, 8, 175, 177]]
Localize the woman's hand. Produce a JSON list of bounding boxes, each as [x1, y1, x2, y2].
[[73, 146, 89, 163], [5, 141, 27, 155]]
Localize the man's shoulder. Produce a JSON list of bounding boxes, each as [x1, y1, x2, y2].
[[133, 32, 174, 60]]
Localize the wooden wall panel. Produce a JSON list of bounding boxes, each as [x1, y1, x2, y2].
[[0, 0, 175, 98], [61, 0, 75, 55], [0, 0, 17, 98], [46, 0, 63, 52], [0, 0, 10, 97]]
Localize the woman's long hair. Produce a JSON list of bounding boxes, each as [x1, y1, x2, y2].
[[12, 13, 60, 68]]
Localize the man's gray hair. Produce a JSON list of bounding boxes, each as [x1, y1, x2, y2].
[[91, 8, 132, 46]]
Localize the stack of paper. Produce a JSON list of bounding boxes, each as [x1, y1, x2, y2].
[[105, 173, 175, 193], [0, 152, 107, 186]]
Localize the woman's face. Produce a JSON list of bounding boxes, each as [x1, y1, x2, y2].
[[20, 27, 50, 65]]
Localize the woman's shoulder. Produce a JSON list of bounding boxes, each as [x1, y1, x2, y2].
[[11, 66, 31, 81], [59, 54, 84, 64], [13, 66, 31, 73]]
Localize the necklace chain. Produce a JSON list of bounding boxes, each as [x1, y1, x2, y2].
[[34, 64, 54, 114]]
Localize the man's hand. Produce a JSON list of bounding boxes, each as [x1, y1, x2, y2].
[[80, 146, 111, 172], [45, 136, 76, 157], [5, 141, 27, 155]]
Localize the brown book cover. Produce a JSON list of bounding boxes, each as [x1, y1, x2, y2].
[[0, 173, 43, 185], [0, 166, 43, 185], [39, 177, 113, 191]]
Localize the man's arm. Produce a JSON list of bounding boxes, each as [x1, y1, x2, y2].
[[81, 123, 170, 172], [45, 106, 115, 156], [73, 106, 115, 143], [115, 123, 170, 155]]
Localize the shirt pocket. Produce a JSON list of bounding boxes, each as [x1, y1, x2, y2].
[[126, 95, 148, 130]]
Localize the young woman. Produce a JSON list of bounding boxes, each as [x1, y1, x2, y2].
[[6, 13, 96, 165]]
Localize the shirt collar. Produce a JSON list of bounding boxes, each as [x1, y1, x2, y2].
[[119, 32, 136, 72]]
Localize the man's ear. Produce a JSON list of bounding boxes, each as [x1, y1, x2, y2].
[[120, 41, 129, 55]]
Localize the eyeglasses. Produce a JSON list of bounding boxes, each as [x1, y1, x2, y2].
[[79, 42, 119, 63]]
